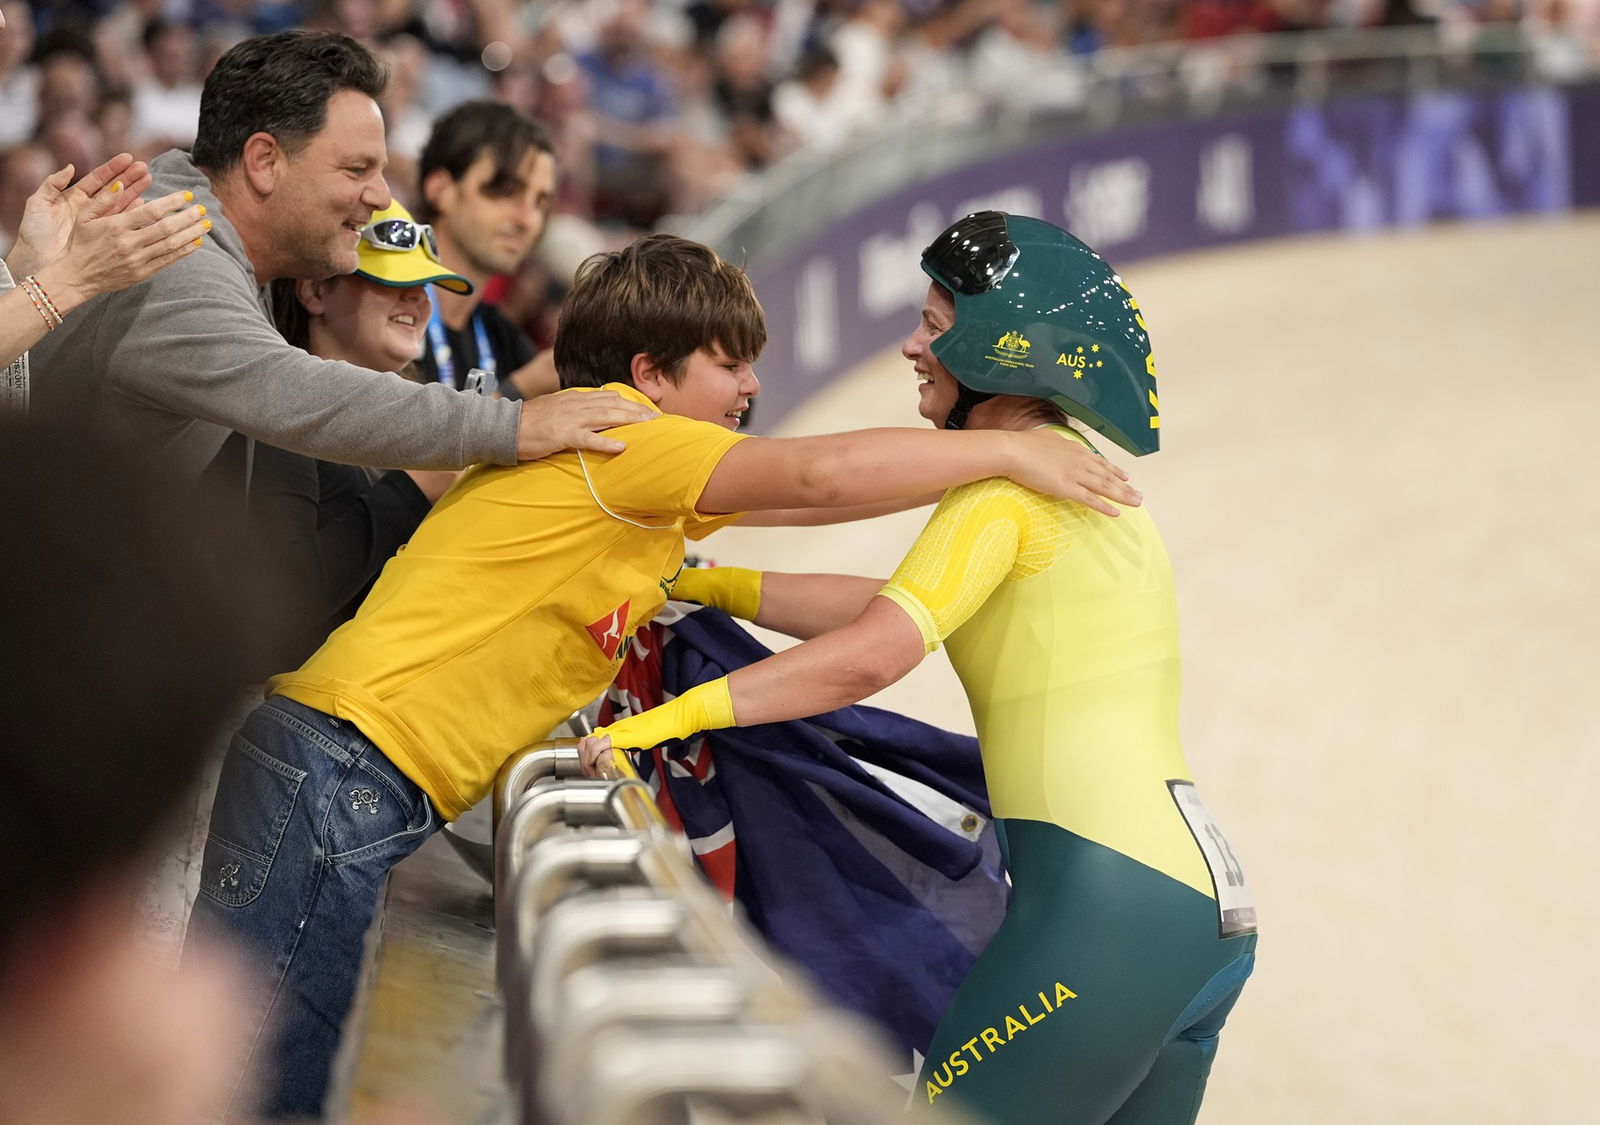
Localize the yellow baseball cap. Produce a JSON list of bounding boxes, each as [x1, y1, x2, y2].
[[355, 201, 474, 295]]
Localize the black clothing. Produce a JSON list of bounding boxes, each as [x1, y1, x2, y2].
[[417, 302, 536, 401], [242, 444, 431, 667]]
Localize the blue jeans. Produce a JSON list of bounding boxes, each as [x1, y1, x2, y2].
[[184, 697, 437, 1120]]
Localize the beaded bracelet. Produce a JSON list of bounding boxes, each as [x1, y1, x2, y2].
[[22, 289, 53, 330], [21, 275, 63, 329], [20, 275, 58, 327], [21, 278, 63, 329]]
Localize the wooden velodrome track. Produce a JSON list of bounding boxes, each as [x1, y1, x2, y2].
[[699, 213, 1600, 1124]]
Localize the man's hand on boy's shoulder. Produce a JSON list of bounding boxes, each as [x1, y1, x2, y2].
[[516, 389, 657, 460]]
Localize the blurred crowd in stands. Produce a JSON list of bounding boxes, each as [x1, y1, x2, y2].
[[4, 0, 1597, 296]]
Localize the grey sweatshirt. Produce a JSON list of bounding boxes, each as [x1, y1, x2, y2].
[[28, 150, 519, 475]]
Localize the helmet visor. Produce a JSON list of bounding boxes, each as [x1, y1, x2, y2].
[[921, 210, 1018, 296]]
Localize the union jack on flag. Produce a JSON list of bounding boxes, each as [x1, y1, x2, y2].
[[598, 605, 738, 898], [597, 603, 1008, 1062]]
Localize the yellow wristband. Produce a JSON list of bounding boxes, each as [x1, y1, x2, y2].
[[596, 676, 736, 750], [670, 566, 763, 621]]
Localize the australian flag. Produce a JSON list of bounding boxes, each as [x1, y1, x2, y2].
[[598, 603, 1008, 1064]]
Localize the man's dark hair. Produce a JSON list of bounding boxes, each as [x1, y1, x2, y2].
[[0, 419, 274, 959], [415, 100, 554, 224], [556, 234, 766, 390], [191, 30, 387, 173]]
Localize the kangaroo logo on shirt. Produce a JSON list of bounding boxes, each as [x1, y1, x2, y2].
[[585, 600, 631, 660]]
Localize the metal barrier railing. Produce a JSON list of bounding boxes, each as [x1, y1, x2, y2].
[[491, 736, 971, 1125]]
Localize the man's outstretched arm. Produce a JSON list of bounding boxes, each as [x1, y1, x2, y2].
[[93, 243, 653, 470]]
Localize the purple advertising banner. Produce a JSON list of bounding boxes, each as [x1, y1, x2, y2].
[[746, 83, 1591, 430]]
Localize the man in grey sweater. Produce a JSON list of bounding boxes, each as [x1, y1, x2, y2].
[[29, 30, 651, 477]]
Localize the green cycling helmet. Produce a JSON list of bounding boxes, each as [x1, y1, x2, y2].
[[920, 211, 1160, 455]]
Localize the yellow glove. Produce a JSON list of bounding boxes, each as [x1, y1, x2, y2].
[[594, 676, 736, 750], [670, 566, 763, 621]]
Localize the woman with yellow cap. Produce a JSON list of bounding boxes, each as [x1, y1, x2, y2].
[[272, 200, 476, 384]]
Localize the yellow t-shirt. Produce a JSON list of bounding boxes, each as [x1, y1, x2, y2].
[[270, 384, 746, 819], [878, 426, 1211, 898]]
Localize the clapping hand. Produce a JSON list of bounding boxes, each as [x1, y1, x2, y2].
[[7, 154, 153, 279]]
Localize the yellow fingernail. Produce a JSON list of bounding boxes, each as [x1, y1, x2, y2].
[[183, 191, 194, 203], [111, 181, 122, 193], [193, 238, 204, 246], [202, 219, 212, 231]]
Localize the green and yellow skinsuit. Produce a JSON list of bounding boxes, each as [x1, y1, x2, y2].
[[596, 427, 1257, 1124], [876, 428, 1257, 1124]]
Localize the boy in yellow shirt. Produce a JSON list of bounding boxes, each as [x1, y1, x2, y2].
[[184, 233, 1141, 1120]]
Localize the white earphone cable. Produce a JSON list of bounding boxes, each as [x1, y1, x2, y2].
[[576, 449, 676, 530]]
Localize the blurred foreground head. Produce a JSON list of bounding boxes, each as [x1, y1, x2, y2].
[[0, 417, 271, 959]]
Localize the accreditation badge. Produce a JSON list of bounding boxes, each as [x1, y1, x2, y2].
[[1169, 780, 1257, 937]]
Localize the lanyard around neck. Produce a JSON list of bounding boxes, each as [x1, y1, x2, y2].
[[425, 288, 496, 390]]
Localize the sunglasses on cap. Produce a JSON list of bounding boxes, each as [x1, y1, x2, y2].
[[359, 218, 441, 263]]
